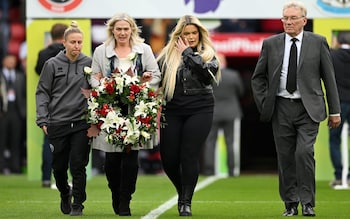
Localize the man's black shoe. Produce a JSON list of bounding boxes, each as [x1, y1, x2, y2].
[[70, 204, 84, 216], [60, 189, 72, 214], [282, 206, 298, 216], [179, 204, 192, 216], [302, 204, 315, 217]]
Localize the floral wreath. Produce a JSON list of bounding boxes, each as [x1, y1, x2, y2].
[[84, 65, 162, 151]]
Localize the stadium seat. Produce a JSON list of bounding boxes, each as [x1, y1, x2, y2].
[[7, 39, 21, 58], [10, 22, 25, 42], [261, 19, 284, 33]]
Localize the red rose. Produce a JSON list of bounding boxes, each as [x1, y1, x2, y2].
[[139, 115, 152, 124], [148, 90, 155, 97], [130, 84, 141, 93], [91, 90, 99, 97], [105, 82, 115, 95], [99, 103, 110, 116]]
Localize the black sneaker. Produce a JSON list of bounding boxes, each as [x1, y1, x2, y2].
[[60, 189, 72, 214], [70, 204, 84, 216]]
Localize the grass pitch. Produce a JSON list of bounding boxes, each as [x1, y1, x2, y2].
[[1, 174, 350, 218]]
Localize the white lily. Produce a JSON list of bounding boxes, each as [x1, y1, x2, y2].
[[87, 99, 99, 111], [114, 76, 124, 94], [141, 131, 151, 140], [134, 101, 148, 117], [122, 119, 139, 144], [124, 74, 139, 85], [88, 110, 99, 123], [100, 110, 119, 133]]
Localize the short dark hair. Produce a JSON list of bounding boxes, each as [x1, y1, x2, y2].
[[50, 23, 68, 40], [337, 31, 350, 45]]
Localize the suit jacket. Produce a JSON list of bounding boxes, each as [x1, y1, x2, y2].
[[0, 73, 7, 114], [213, 67, 244, 121], [251, 31, 340, 122], [0, 69, 26, 119]]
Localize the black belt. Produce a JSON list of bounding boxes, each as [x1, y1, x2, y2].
[[277, 96, 302, 103]]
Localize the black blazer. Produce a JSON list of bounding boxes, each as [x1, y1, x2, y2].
[[1, 69, 26, 119]]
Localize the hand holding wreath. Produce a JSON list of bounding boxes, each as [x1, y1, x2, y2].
[[85, 71, 162, 151]]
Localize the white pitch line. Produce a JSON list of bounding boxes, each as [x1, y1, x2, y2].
[[141, 176, 222, 219]]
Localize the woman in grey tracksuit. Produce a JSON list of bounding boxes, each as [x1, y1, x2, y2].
[[35, 21, 92, 216]]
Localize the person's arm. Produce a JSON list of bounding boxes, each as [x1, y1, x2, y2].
[[174, 37, 219, 84], [35, 50, 46, 75], [90, 47, 104, 87], [141, 44, 161, 88], [181, 48, 219, 85], [319, 37, 341, 128], [0, 76, 6, 116], [36, 60, 54, 128], [251, 40, 269, 113], [319, 37, 341, 127]]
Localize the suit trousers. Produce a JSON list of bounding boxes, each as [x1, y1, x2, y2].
[[0, 102, 23, 173], [271, 97, 319, 207], [204, 119, 234, 176]]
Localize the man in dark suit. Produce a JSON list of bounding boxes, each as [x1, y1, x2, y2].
[[0, 54, 26, 174], [203, 53, 244, 176], [251, 1, 341, 217]]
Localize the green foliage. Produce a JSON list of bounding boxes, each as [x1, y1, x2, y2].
[[0, 174, 350, 219]]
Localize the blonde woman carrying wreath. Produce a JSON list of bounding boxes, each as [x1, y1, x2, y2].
[[87, 13, 161, 216]]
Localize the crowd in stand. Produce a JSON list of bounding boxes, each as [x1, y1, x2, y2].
[[0, 0, 26, 175]]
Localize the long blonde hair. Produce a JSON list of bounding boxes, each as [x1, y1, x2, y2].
[[105, 13, 144, 47], [157, 15, 220, 100]]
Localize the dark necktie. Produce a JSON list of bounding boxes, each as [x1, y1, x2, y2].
[[6, 70, 15, 89], [286, 38, 298, 94]]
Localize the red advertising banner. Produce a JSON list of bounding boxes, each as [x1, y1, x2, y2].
[[210, 33, 273, 57]]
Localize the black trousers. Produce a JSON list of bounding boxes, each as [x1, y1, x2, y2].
[[160, 112, 213, 193], [48, 120, 91, 205], [0, 102, 23, 173], [104, 151, 139, 202]]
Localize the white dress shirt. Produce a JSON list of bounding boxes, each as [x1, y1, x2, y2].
[[277, 32, 303, 99]]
